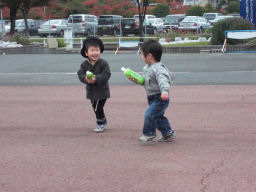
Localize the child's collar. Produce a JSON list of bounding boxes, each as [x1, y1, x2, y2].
[[87, 58, 100, 65]]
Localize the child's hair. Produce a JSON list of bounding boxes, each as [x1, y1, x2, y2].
[[80, 36, 104, 58], [141, 39, 162, 62]]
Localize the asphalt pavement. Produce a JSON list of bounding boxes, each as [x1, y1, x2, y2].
[[0, 53, 256, 85], [0, 53, 256, 192]]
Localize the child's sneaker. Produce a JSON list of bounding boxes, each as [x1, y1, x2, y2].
[[157, 132, 176, 142], [94, 124, 104, 132], [138, 135, 156, 143]]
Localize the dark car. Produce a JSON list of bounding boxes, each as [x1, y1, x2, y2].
[[121, 18, 139, 36], [133, 17, 156, 35], [15, 19, 44, 36], [97, 15, 122, 36], [164, 14, 186, 32]]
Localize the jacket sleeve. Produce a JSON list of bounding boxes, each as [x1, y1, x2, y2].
[[77, 62, 88, 84], [155, 67, 170, 95], [95, 61, 111, 85]]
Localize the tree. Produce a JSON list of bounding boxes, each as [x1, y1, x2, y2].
[[204, 3, 216, 13], [0, 0, 20, 34], [18, 0, 51, 36], [186, 5, 205, 16], [136, 0, 149, 40], [152, 3, 169, 17], [225, 1, 240, 13]]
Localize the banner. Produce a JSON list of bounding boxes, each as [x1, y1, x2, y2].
[[240, 0, 256, 28]]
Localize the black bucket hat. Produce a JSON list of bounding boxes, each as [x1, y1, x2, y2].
[[80, 36, 104, 58]]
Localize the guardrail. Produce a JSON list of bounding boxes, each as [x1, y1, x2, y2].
[[29, 36, 159, 49]]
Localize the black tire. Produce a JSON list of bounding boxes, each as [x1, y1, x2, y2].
[[198, 27, 204, 34], [60, 30, 64, 37]]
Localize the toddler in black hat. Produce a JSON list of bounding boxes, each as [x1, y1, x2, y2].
[[77, 37, 111, 132]]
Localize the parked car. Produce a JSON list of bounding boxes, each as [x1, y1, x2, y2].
[[68, 14, 98, 37], [227, 14, 241, 18], [164, 14, 186, 32], [121, 18, 139, 36], [178, 16, 210, 33], [209, 15, 234, 27], [145, 18, 164, 34], [15, 19, 44, 36], [0, 20, 10, 35], [38, 19, 67, 37], [134, 14, 156, 21], [203, 13, 223, 23], [97, 15, 122, 36]]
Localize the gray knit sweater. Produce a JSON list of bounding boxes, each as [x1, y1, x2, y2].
[[143, 62, 175, 96]]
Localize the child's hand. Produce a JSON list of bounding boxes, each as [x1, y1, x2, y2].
[[128, 77, 136, 83], [85, 76, 96, 84], [161, 93, 169, 101]]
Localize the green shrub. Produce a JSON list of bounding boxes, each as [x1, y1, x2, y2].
[[56, 38, 67, 47], [211, 18, 255, 45], [186, 6, 205, 16], [9, 33, 30, 46]]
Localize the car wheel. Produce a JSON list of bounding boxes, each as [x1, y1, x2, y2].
[[60, 30, 64, 37], [198, 27, 203, 34]]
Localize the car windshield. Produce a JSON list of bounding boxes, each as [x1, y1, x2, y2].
[[68, 16, 82, 23], [182, 17, 197, 22], [43, 20, 61, 25], [145, 19, 156, 25], [16, 22, 25, 27], [121, 19, 134, 24], [99, 16, 114, 25], [204, 14, 216, 20], [166, 16, 179, 23]]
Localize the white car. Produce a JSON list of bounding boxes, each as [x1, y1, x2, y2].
[[203, 13, 223, 23], [38, 19, 67, 37], [145, 18, 164, 34], [209, 15, 234, 27], [178, 16, 211, 33]]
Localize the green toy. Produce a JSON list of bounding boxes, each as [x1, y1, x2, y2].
[[86, 71, 95, 79], [121, 67, 145, 85]]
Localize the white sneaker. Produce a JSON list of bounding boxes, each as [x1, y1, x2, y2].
[[138, 135, 156, 143], [94, 124, 104, 132]]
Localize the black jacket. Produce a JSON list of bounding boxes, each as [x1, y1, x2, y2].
[[77, 58, 111, 100]]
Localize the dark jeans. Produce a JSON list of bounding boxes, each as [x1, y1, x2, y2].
[[91, 99, 107, 125], [143, 93, 173, 137]]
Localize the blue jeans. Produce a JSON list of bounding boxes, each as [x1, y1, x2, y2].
[[143, 93, 173, 137]]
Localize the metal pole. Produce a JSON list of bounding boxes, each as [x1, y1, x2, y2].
[[0, 7, 3, 37]]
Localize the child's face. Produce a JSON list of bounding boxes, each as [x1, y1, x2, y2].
[[85, 46, 101, 62], [141, 51, 149, 64]]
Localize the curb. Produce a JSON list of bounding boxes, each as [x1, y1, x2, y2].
[[1, 44, 255, 55]]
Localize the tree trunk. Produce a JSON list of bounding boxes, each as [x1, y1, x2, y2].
[[21, 8, 30, 36], [10, 7, 17, 35]]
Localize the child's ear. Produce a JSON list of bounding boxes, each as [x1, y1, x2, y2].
[[148, 53, 153, 59]]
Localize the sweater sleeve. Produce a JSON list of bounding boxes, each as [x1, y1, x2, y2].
[[155, 67, 170, 95], [95, 61, 111, 85], [77, 62, 88, 85]]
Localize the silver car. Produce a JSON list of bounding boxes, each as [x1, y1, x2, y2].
[[38, 19, 67, 37], [145, 18, 164, 34], [68, 14, 98, 37], [178, 16, 210, 33]]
